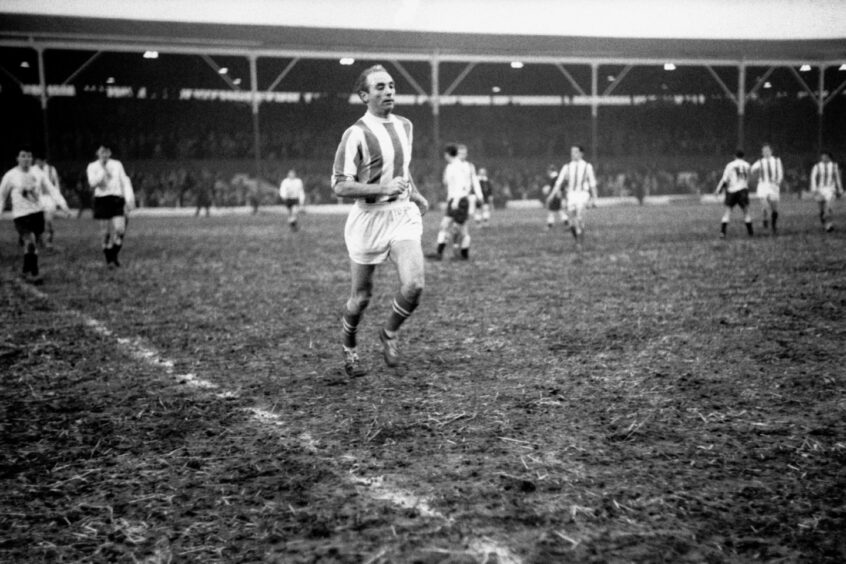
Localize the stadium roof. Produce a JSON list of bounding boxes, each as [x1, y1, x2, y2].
[[1, 13, 845, 67]]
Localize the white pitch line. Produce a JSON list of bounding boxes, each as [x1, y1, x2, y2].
[[9, 277, 523, 564]]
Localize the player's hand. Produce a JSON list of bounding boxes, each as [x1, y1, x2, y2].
[[384, 177, 408, 198], [411, 193, 429, 216]]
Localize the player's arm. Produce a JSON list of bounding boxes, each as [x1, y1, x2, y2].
[[715, 166, 730, 194], [42, 174, 70, 214], [547, 166, 565, 203], [587, 164, 598, 204], [86, 163, 107, 189], [836, 165, 844, 196], [118, 163, 136, 211], [408, 174, 429, 215], [298, 181, 306, 206], [0, 174, 11, 210], [470, 165, 484, 201], [810, 165, 819, 193]]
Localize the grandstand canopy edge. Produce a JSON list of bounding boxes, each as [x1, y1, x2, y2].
[[3, 13, 846, 166]]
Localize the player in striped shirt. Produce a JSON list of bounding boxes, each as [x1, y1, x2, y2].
[[810, 151, 843, 232], [0, 148, 69, 284], [332, 65, 429, 377], [34, 156, 67, 249], [547, 145, 597, 245], [86, 144, 135, 268], [750, 143, 783, 234], [714, 150, 754, 238]]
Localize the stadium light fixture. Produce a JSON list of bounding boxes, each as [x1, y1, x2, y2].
[[607, 75, 615, 82], [106, 77, 115, 84], [663, 63, 676, 71], [510, 61, 524, 69], [218, 67, 228, 75], [763, 81, 772, 89], [340, 58, 355, 66], [233, 78, 242, 86], [143, 50, 159, 59], [799, 64, 812, 72], [839, 63, 846, 71], [20, 61, 30, 68], [491, 86, 501, 93]]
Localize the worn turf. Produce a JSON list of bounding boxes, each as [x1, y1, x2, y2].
[[2, 200, 845, 563]]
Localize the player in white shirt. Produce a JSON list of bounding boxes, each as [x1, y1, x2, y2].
[[33, 156, 68, 249], [750, 143, 783, 234], [0, 148, 69, 284], [547, 145, 597, 245], [714, 150, 754, 238], [279, 169, 306, 231], [810, 151, 843, 232], [430, 144, 484, 260], [332, 65, 429, 377], [86, 145, 135, 268]]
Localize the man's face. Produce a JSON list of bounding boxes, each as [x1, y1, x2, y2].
[[288, 170, 296, 178], [570, 147, 583, 161], [17, 151, 32, 170], [762, 145, 772, 158], [97, 147, 111, 163], [821, 154, 831, 163], [457, 146, 468, 161], [362, 71, 395, 115]]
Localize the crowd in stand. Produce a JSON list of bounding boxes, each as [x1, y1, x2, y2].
[[3, 93, 841, 210]]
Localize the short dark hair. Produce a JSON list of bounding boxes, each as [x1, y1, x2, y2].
[[354, 64, 389, 96], [444, 144, 458, 157], [735, 149, 745, 158], [572, 145, 584, 153], [821, 150, 832, 159]]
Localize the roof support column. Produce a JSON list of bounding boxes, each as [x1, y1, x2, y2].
[[249, 53, 261, 180], [817, 65, 825, 154], [737, 63, 746, 150], [36, 46, 50, 159], [590, 63, 598, 163], [430, 53, 440, 164]]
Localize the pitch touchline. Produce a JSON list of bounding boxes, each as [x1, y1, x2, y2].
[[11, 278, 523, 564]]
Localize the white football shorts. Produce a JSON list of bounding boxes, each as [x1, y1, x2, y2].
[[815, 185, 836, 204], [567, 190, 591, 211], [756, 181, 780, 201], [344, 200, 422, 265]]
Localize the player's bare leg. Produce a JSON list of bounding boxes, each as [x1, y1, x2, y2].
[[432, 217, 454, 260], [20, 232, 43, 285], [110, 216, 127, 266], [768, 197, 779, 234], [457, 224, 471, 260], [342, 262, 375, 377], [99, 220, 114, 267], [381, 239, 425, 367]]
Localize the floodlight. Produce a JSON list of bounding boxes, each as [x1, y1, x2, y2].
[[799, 64, 811, 72], [233, 78, 242, 86], [491, 86, 501, 93], [143, 51, 159, 59], [340, 58, 355, 66], [219, 67, 228, 75], [839, 63, 846, 71], [510, 61, 524, 69], [106, 77, 115, 84], [20, 61, 30, 68], [664, 63, 676, 71], [763, 81, 772, 89]]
